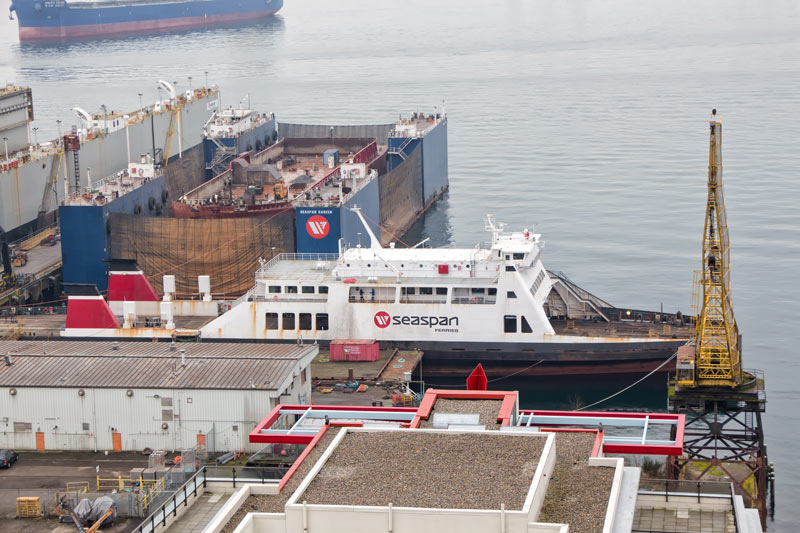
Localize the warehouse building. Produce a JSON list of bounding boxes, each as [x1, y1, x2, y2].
[[0, 340, 317, 452]]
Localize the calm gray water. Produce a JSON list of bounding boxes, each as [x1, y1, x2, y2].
[[1, 0, 799, 528]]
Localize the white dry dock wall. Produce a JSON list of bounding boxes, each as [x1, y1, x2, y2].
[[0, 371, 310, 452]]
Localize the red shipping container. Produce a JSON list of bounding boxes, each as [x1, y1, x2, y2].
[[330, 339, 380, 362]]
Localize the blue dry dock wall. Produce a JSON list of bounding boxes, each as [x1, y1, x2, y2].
[[203, 118, 278, 180], [60, 206, 109, 292], [386, 137, 422, 173], [341, 178, 381, 249], [60, 178, 166, 292], [296, 207, 342, 254], [420, 119, 448, 205]]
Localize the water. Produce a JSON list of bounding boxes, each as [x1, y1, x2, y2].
[[1, 0, 799, 528]]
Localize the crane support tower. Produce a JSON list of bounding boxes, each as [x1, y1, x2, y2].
[[668, 110, 771, 526]]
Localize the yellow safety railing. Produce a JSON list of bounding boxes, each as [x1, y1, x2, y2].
[[96, 475, 144, 491], [141, 476, 167, 510], [66, 481, 89, 494]]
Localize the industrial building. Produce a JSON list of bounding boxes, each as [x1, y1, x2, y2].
[[0, 340, 316, 453]]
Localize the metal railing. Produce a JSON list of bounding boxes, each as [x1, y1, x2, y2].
[[132, 467, 206, 533], [204, 465, 285, 487], [257, 253, 339, 273], [637, 479, 734, 502]]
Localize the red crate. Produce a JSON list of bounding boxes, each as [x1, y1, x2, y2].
[[330, 340, 379, 362]]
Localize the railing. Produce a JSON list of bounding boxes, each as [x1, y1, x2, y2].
[[132, 467, 206, 533], [452, 297, 497, 305], [637, 479, 734, 502], [258, 253, 339, 273], [204, 465, 285, 486]]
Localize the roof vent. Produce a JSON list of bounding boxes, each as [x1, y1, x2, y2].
[[169, 341, 177, 352], [4, 353, 12, 366], [111, 341, 120, 351]]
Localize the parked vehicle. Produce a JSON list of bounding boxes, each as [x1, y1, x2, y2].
[[0, 450, 19, 468]]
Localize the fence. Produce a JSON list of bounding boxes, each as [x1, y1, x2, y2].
[[131, 467, 207, 533], [638, 478, 734, 502]]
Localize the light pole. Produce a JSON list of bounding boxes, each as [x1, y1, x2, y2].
[[56, 119, 62, 139], [204, 71, 208, 88], [3, 137, 8, 161], [32, 127, 39, 146], [138, 93, 143, 111], [188, 76, 192, 92]]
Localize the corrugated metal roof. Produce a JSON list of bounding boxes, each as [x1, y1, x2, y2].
[[0, 341, 316, 390]]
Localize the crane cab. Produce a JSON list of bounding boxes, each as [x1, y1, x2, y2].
[[675, 344, 697, 387]]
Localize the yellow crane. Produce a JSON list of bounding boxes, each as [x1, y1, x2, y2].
[[676, 110, 742, 388]]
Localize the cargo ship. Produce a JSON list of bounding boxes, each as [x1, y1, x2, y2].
[[9, 0, 283, 42]]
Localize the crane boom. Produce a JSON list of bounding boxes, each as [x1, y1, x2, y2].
[[680, 110, 742, 388]]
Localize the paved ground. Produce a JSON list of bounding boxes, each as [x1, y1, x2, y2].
[[0, 516, 135, 532], [166, 491, 231, 532], [0, 451, 149, 519]]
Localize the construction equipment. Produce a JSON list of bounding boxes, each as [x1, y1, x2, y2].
[[11, 250, 27, 268], [273, 179, 288, 201], [676, 109, 741, 388], [85, 508, 114, 533], [668, 110, 769, 524]]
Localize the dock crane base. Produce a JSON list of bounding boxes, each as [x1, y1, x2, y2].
[[668, 372, 769, 527]]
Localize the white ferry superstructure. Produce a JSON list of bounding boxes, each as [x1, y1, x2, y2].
[[198, 209, 689, 375]]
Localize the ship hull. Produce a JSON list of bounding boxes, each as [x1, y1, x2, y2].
[[12, 0, 283, 41]]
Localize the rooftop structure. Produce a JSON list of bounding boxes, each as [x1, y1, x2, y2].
[[182, 386, 761, 533]]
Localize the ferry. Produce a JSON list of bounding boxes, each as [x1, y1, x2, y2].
[[198, 208, 690, 376]]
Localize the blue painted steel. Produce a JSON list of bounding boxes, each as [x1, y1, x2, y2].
[[386, 137, 421, 173], [11, 0, 284, 31], [295, 207, 341, 254], [341, 178, 380, 249], [420, 119, 448, 206], [203, 118, 277, 180], [59, 176, 166, 291]]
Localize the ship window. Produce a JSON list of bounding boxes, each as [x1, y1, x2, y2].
[[268, 286, 281, 294], [507, 291, 517, 299], [367, 264, 371, 267], [521, 316, 533, 333], [282, 313, 295, 330], [504, 315, 517, 333], [286, 286, 298, 294], [420, 287, 433, 295], [266, 313, 279, 330], [513, 253, 525, 260], [488, 288, 497, 296], [299, 313, 312, 330], [319, 286, 328, 294], [419, 264, 423, 268], [505, 266, 516, 272], [404, 287, 416, 295], [471, 288, 485, 295], [316, 313, 329, 330], [302, 286, 315, 294], [436, 287, 448, 295], [505, 255, 510, 260], [466, 264, 470, 269]]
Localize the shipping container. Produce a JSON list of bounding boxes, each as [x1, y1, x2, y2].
[[330, 339, 379, 362]]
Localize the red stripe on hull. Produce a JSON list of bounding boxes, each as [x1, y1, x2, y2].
[[19, 10, 279, 41]]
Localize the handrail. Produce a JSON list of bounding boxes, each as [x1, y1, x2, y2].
[[132, 467, 207, 533]]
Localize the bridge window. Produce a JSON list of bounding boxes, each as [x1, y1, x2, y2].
[[268, 286, 281, 294], [319, 286, 328, 294], [436, 287, 448, 296], [302, 286, 315, 294], [419, 287, 433, 295], [504, 315, 517, 333], [299, 313, 312, 330], [513, 253, 525, 260], [505, 265, 516, 272], [286, 286, 298, 294], [282, 313, 295, 330], [521, 316, 533, 333], [507, 291, 517, 299], [316, 313, 329, 330], [266, 313, 279, 330]]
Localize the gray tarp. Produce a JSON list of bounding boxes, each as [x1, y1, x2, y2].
[[88, 496, 117, 526]]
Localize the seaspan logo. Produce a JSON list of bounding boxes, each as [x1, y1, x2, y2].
[[306, 215, 330, 239], [374, 311, 392, 328], [373, 311, 458, 329]]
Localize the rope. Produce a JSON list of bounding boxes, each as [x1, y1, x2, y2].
[[574, 351, 678, 411]]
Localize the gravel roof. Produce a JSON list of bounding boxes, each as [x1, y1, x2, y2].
[[418, 399, 503, 429], [301, 431, 545, 510], [222, 429, 341, 533], [538, 432, 615, 533]]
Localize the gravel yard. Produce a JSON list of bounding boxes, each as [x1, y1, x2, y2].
[[538, 431, 615, 533], [418, 399, 503, 429], [222, 429, 341, 533], [301, 431, 545, 509]]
